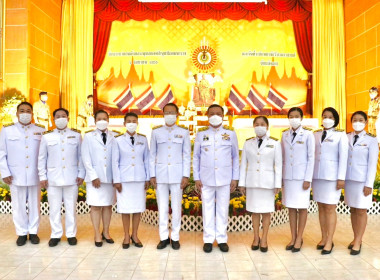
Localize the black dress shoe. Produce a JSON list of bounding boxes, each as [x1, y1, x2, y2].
[[292, 240, 303, 253], [16, 235, 27, 246], [218, 243, 229, 252], [48, 238, 61, 247], [203, 243, 213, 253], [321, 243, 334, 255], [95, 241, 103, 247], [171, 240, 180, 250], [29, 234, 40, 244], [102, 233, 114, 244], [350, 244, 362, 255], [251, 238, 260, 251], [68, 237, 77, 246], [316, 244, 325, 250], [157, 238, 170, 250], [131, 236, 143, 248]]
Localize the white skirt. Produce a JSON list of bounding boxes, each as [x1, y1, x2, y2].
[[312, 179, 341, 205], [283, 180, 311, 209], [246, 188, 275, 213], [117, 182, 146, 214], [345, 180, 373, 209], [86, 182, 115, 206]]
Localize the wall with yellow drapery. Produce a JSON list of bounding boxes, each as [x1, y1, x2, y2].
[[313, 0, 346, 129], [60, 0, 93, 128]]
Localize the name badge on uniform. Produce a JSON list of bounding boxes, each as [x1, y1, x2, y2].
[[136, 142, 144, 145], [203, 135, 209, 141], [358, 144, 367, 146], [67, 136, 76, 139], [221, 133, 230, 141], [266, 145, 274, 148], [324, 139, 333, 142], [175, 134, 183, 139], [296, 141, 304, 144], [34, 132, 42, 135]]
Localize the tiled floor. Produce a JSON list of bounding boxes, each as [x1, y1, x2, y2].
[[0, 213, 380, 279]]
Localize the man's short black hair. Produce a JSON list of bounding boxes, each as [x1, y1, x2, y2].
[[53, 108, 69, 118], [17, 101, 33, 111], [94, 109, 109, 119], [87, 95, 93, 99], [207, 104, 224, 114], [163, 103, 178, 113], [39, 91, 47, 97], [124, 112, 138, 122]]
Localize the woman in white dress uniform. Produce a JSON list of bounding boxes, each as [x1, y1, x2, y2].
[[82, 110, 117, 247], [112, 113, 150, 249], [313, 107, 348, 254], [345, 111, 378, 255], [281, 107, 315, 252], [239, 116, 282, 252]]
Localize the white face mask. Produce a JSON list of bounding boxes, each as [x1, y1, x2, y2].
[[254, 126, 267, 137], [370, 93, 377, 99], [55, 118, 68, 130], [126, 123, 137, 134], [208, 115, 223, 127], [322, 118, 335, 129], [352, 122, 365, 132], [96, 120, 108, 131], [289, 118, 302, 129], [19, 113, 32, 125], [164, 115, 177, 126]]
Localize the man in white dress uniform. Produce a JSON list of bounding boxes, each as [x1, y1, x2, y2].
[[193, 104, 239, 253], [150, 103, 191, 250], [0, 102, 45, 246], [38, 108, 85, 247]]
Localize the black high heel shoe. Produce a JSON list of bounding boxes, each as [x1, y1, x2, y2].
[[316, 244, 325, 250], [95, 241, 103, 247], [321, 243, 334, 255], [350, 244, 362, 255], [102, 232, 114, 244], [260, 239, 268, 253], [292, 240, 303, 253], [131, 236, 143, 248], [251, 238, 260, 251], [285, 243, 294, 251], [122, 237, 130, 249]]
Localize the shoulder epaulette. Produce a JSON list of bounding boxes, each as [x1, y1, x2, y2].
[[314, 129, 322, 133], [269, 136, 278, 141], [153, 125, 163, 130], [43, 130, 53, 135], [85, 129, 94, 134], [198, 127, 209, 132], [282, 128, 290, 133], [70, 128, 81, 134], [3, 122, 14, 127], [246, 137, 255, 141], [335, 129, 345, 132], [367, 133, 376, 138], [137, 133, 146, 137], [303, 126, 313, 131], [115, 133, 124, 138], [35, 123, 45, 128], [111, 129, 121, 135], [223, 125, 234, 131], [177, 124, 189, 130]]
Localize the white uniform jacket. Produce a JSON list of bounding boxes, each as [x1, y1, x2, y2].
[[38, 128, 85, 186], [281, 126, 315, 182], [346, 131, 379, 187], [149, 125, 191, 184], [112, 133, 150, 183], [313, 128, 348, 181], [239, 136, 282, 189], [193, 126, 240, 186], [0, 122, 45, 186], [81, 129, 117, 183]]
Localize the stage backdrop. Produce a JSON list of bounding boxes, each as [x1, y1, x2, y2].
[[96, 18, 308, 115]]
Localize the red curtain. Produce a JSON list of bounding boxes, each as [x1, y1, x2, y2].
[[93, 0, 313, 112]]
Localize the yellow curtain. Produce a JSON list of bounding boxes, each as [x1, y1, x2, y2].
[[313, 0, 346, 129], [60, 0, 93, 128]]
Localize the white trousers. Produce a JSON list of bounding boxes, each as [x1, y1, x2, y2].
[[156, 183, 182, 241], [47, 185, 78, 238], [10, 184, 40, 236], [202, 184, 230, 244]]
